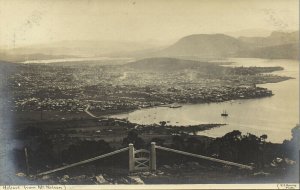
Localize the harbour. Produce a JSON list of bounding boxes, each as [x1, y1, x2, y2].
[[111, 58, 299, 143]]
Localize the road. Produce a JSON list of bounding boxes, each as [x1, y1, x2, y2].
[[84, 105, 98, 118]]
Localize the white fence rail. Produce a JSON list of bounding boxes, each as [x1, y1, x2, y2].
[[156, 145, 253, 170], [37, 147, 129, 176]]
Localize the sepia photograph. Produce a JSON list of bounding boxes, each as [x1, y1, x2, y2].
[[0, 0, 299, 189]]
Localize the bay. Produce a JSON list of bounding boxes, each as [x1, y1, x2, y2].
[[112, 58, 299, 143]]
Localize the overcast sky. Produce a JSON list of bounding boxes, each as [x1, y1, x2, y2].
[[0, 0, 298, 48]]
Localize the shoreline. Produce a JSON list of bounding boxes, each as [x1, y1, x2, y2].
[[85, 78, 293, 120], [86, 94, 277, 120], [84, 75, 293, 124]]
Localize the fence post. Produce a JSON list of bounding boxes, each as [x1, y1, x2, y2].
[[150, 142, 156, 171], [24, 147, 30, 176], [129, 143, 134, 172]]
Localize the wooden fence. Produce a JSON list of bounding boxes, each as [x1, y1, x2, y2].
[[36, 142, 253, 176]]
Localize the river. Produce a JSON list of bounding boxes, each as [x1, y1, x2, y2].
[[111, 58, 299, 143], [20, 57, 134, 64]]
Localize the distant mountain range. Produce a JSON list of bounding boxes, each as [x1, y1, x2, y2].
[[238, 31, 298, 47], [158, 31, 299, 59], [0, 40, 162, 62], [0, 31, 298, 62]]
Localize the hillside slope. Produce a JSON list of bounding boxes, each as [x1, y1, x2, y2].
[[160, 34, 247, 58]]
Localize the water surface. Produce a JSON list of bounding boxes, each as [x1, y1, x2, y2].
[[112, 58, 299, 143]]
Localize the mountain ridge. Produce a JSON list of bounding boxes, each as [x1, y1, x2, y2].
[[157, 31, 299, 59], [159, 34, 247, 58]]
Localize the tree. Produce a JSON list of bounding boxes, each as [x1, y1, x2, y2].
[[259, 134, 268, 169], [213, 130, 242, 161], [238, 133, 261, 165], [150, 137, 165, 146], [260, 134, 268, 142], [171, 135, 185, 150], [223, 130, 242, 142], [282, 124, 300, 160], [159, 121, 167, 127], [291, 124, 300, 148], [122, 129, 145, 149]]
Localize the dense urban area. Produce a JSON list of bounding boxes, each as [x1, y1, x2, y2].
[[7, 58, 289, 115]]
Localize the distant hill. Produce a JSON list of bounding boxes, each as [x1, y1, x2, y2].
[[156, 31, 299, 59], [238, 31, 299, 47], [159, 34, 247, 58], [0, 40, 163, 62], [126, 57, 216, 72], [1, 40, 161, 61]]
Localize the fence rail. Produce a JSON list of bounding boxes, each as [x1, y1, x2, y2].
[[37, 147, 129, 176], [35, 143, 253, 176], [156, 145, 253, 170]]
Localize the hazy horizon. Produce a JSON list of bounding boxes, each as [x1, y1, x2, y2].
[[0, 0, 298, 49]]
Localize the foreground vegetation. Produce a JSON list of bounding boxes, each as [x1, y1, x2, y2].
[[13, 123, 299, 184]]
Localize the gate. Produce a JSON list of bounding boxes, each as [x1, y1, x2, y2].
[[134, 149, 150, 171], [129, 143, 156, 172]]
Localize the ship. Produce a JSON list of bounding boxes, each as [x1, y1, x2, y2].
[[221, 110, 228, 117], [169, 103, 182, 108]]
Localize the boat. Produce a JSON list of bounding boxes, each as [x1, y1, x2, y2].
[[221, 110, 228, 117], [169, 103, 182, 108]]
